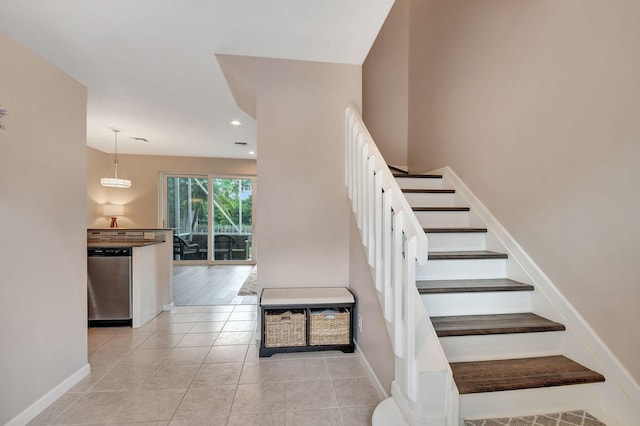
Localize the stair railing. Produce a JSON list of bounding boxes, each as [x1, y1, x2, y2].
[[345, 105, 457, 425]]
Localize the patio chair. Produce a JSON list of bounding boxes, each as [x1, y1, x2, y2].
[[214, 235, 235, 260], [173, 235, 200, 260]]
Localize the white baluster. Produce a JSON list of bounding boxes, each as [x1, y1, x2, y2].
[[345, 111, 353, 196], [405, 236, 417, 401], [367, 156, 376, 265], [356, 132, 364, 230], [393, 211, 405, 358], [374, 172, 384, 291], [362, 143, 370, 248], [351, 122, 359, 211], [383, 190, 393, 321]]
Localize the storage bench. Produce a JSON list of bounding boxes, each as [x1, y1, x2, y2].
[[259, 287, 355, 357]]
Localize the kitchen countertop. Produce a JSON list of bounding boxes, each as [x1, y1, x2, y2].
[[88, 241, 165, 248], [87, 228, 173, 231]]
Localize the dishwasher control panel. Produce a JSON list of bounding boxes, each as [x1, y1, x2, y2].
[[88, 247, 132, 257]]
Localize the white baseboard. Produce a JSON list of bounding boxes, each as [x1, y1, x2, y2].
[[355, 341, 389, 402], [162, 301, 175, 311], [6, 363, 90, 426], [437, 166, 640, 424]]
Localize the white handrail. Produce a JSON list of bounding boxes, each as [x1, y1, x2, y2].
[[345, 105, 457, 425]]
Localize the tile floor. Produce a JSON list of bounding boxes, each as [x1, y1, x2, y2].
[[29, 301, 380, 426]]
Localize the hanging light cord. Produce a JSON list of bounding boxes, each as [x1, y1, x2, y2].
[[100, 127, 130, 188], [113, 129, 120, 179]]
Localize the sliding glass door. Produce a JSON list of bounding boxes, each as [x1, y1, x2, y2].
[[162, 173, 255, 264], [211, 178, 253, 261]]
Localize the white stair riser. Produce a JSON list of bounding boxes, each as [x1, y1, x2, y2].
[[421, 292, 532, 316], [395, 177, 444, 190], [404, 193, 456, 207], [458, 383, 603, 425], [426, 233, 487, 251], [415, 210, 470, 227], [416, 258, 506, 280], [440, 332, 564, 362]]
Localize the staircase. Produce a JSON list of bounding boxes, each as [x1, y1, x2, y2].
[[346, 105, 636, 426], [394, 170, 605, 422]]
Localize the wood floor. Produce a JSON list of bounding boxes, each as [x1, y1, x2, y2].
[[173, 265, 256, 306]]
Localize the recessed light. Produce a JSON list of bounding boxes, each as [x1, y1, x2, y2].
[[248, 151, 255, 155], [230, 120, 241, 126]]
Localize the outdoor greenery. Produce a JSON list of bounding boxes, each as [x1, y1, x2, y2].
[[212, 178, 252, 233], [167, 176, 252, 236], [167, 177, 209, 234]]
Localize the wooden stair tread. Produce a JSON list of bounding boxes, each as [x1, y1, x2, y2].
[[424, 227, 487, 233], [451, 355, 605, 394], [431, 313, 565, 337], [388, 165, 408, 174], [393, 173, 443, 178], [428, 250, 507, 260], [402, 188, 455, 194], [413, 206, 470, 212], [417, 278, 534, 294]]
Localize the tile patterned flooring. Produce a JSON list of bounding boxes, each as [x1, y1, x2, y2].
[[464, 410, 607, 426], [29, 300, 380, 426]]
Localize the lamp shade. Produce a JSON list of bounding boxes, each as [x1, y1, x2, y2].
[[103, 204, 125, 217]]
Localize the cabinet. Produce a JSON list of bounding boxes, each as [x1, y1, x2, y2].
[[259, 287, 355, 357]]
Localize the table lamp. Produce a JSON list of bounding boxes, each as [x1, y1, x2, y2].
[[103, 204, 125, 228]]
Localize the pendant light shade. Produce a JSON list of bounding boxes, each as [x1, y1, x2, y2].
[[100, 177, 131, 188], [101, 128, 131, 188]]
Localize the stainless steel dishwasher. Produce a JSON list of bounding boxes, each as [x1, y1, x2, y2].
[[87, 247, 132, 326]]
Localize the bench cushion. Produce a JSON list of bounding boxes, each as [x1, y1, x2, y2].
[[261, 287, 354, 306]]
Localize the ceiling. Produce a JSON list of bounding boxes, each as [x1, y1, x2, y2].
[[0, 0, 393, 159]]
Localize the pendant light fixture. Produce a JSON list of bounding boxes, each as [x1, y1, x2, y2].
[[100, 128, 131, 188]]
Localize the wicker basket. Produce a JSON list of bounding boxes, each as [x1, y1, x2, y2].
[[309, 309, 350, 346], [264, 310, 306, 348]]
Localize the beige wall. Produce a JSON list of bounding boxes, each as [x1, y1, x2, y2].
[[349, 215, 394, 394], [218, 56, 362, 289], [0, 33, 88, 423], [365, 0, 640, 382], [87, 147, 256, 229], [363, 0, 409, 169]]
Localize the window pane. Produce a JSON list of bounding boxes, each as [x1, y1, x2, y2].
[[212, 178, 253, 261], [167, 176, 208, 260]]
